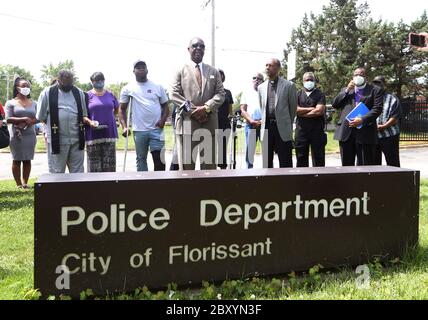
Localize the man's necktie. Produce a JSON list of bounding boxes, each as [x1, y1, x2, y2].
[[195, 64, 202, 89], [268, 81, 276, 118]]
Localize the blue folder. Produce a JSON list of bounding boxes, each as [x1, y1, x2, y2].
[[345, 102, 369, 129]]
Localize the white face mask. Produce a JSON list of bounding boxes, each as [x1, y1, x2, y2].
[[303, 81, 315, 91], [353, 76, 366, 87], [18, 87, 31, 96]]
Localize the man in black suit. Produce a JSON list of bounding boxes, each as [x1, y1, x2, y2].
[[332, 67, 384, 166]]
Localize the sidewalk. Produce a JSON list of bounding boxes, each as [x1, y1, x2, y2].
[[1, 147, 427, 180]]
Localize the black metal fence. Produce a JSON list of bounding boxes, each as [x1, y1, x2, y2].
[[400, 101, 428, 141], [325, 102, 428, 141]]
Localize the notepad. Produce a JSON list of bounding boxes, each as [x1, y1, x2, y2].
[[346, 102, 369, 129]]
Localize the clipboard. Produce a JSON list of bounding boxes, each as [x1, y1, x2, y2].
[[346, 102, 369, 129]]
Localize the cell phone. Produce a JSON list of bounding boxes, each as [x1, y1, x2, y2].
[[122, 129, 131, 138], [409, 33, 426, 47], [94, 124, 108, 130]]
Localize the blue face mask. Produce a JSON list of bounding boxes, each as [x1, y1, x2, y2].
[[303, 81, 315, 91], [93, 81, 105, 90]]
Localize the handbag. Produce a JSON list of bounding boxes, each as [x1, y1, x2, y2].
[[0, 115, 10, 149]]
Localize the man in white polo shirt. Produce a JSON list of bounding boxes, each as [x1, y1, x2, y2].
[[119, 60, 169, 171], [240, 72, 264, 169]]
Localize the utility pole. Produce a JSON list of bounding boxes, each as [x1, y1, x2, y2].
[[211, 0, 215, 67], [1, 73, 17, 101], [203, 0, 216, 67], [0, 73, 11, 101], [6, 73, 10, 101]]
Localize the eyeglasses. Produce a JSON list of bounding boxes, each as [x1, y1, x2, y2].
[[253, 77, 263, 81], [191, 43, 205, 50]]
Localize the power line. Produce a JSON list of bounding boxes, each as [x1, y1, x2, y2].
[[0, 11, 282, 55], [0, 12, 54, 26], [219, 47, 283, 55], [73, 26, 183, 48], [0, 12, 182, 48]]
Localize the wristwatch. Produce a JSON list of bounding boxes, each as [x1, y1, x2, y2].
[[204, 105, 212, 114]]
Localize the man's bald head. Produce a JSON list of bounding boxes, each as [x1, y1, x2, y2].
[[188, 37, 204, 48], [265, 58, 281, 80], [188, 38, 206, 64]]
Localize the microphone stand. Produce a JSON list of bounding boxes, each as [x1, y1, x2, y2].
[[123, 97, 132, 172], [178, 101, 191, 170], [228, 112, 239, 170]]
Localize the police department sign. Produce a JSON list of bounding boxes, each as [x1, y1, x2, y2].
[[34, 167, 419, 297]]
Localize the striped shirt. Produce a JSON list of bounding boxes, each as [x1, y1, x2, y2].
[[377, 93, 401, 139]]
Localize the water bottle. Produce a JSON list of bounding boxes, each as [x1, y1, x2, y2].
[[253, 108, 262, 121]]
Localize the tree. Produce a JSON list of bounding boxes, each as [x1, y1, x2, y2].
[[402, 12, 428, 97], [0, 65, 42, 103], [358, 13, 428, 98], [284, 0, 368, 101], [40, 60, 96, 91], [106, 82, 128, 100], [79, 82, 93, 92], [40, 60, 76, 87], [283, 0, 428, 101]]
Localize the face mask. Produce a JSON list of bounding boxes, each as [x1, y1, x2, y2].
[[373, 82, 384, 90], [303, 81, 315, 91], [353, 76, 366, 87], [93, 81, 105, 90], [18, 87, 31, 96], [60, 85, 73, 92]]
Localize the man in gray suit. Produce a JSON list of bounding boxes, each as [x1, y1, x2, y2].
[[171, 37, 225, 170], [258, 58, 297, 168]]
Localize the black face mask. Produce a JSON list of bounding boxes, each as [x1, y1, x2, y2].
[[59, 85, 73, 92]]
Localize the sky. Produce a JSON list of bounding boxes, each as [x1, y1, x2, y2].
[[0, 0, 427, 97]]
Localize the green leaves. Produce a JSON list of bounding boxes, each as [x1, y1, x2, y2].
[[284, 1, 428, 101], [40, 60, 76, 87]]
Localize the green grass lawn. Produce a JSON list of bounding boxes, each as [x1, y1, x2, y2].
[[0, 179, 427, 300], [28, 125, 177, 153], [0, 180, 34, 300]]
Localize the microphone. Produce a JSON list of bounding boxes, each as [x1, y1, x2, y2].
[[179, 100, 191, 114]]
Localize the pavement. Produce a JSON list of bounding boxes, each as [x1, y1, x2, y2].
[[1, 146, 428, 180]]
